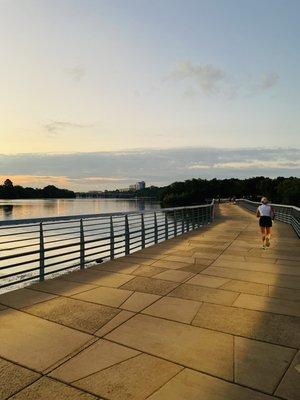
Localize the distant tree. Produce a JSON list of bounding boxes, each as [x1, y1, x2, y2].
[[4, 179, 13, 188]]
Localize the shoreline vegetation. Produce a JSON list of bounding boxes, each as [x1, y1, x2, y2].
[[0, 176, 299, 207], [0, 179, 75, 199]]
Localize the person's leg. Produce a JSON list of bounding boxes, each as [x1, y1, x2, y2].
[[260, 227, 266, 248], [265, 227, 272, 247]]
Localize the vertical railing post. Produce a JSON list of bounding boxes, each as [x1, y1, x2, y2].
[[197, 207, 200, 227], [110, 216, 114, 260], [181, 209, 184, 233], [186, 210, 190, 232], [39, 222, 45, 281], [165, 212, 168, 240], [154, 212, 158, 244], [125, 214, 130, 255], [174, 210, 177, 237], [141, 213, 145, 249], [191, 209, 195, 230], [80, 218, 85, 269]]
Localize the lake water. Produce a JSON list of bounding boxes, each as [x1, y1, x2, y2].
[[0, 198, 164, 293], [0, 198, 161, 221]]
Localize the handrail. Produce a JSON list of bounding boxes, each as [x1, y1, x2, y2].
[[0, 202, 213, 226], [236, 199, 300, 237], [0, 201, 215, 292]]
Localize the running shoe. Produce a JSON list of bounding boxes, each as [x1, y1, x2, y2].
[[262, 245, 266, 250], [266, 237, 270, 247]]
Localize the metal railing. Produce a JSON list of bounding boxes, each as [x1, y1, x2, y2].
[[237, 199, 300, 237], [0, 201, 214, 291]]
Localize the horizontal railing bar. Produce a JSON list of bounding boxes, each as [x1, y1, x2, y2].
[[0, 201, 214, 227], [0, 275, 40, 289], [0, 258, 39, 271], [0, 265, 40, 280]]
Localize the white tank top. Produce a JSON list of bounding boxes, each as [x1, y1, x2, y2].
[[258, 204, 272, 217]]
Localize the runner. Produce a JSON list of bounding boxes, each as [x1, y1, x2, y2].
[[256, 197, 275, 249]]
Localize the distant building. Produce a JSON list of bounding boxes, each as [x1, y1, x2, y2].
[[136, 181, 146, 190], [119, 181, 146, 192]]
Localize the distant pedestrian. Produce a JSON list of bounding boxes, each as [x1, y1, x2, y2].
[[256, 197, 275, 249]]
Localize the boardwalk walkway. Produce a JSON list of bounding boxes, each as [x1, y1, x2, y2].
[[0, 204, 299, 400]]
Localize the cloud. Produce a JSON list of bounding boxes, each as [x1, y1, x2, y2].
[[189, 159, 300, 170], [169, 61, 227, 95], [258, 72, 279, 91], [168, 62, 279, 98], [65, 65, 86, 82], [42, 120, 94, 135], [0, 147, 299, 191]]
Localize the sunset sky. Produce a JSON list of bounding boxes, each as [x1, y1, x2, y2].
[[0, 0, 299, 190]]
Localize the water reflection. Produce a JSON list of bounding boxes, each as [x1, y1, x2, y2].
[[1, 204, 14, 218], [0, 198, 161, 221]]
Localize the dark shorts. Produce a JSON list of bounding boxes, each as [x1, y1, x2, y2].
[[259, 216, 272, 228]]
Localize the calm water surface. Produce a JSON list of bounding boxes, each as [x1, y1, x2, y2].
[[0, 198, 161, 220]]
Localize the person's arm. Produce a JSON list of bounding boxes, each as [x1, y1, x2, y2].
[[256, 207, 260, 218], [271, 207, 275, 220]]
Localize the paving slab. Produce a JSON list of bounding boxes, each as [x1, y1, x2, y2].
[[0, 309, 92, 371], [233, 293, 300, 317], [9, 377, 98, 400], [268, 286, 300, 302], [162, 255, 195, 263], [151, 259, 191, 270], [61, 269, 135, 288], [192, 302, 300, 348], [220, 279, 269, 296], [234, 336, 296, 393], [212, 259, 300, 277], [120, 292, 160, 312], [130, 265, 167, 277], [91, 261, 140, 274], [106, 314, 234, 380], [74, 353, 182, 400], [50, 338, 140, 383], [169, 283, 239, 306], [186, 274, 231, 288], [179, 263, 210, 273], [72, 286, 133, 307], [202, 266, 300, 290], [24, 297, 120, 334], [120, 276, 179, 295], [0, 357, 40, 400], [30, 278, 98, 296], [194, 257, 214, 266], [0, 288, 57, 309], [142, 296, 201, 323], [148, 368, 276, 400], [152, 269, 194, 282], [120, 256, 156, 266], [275, 351, 300, 400], [94, 310, 135, 337]]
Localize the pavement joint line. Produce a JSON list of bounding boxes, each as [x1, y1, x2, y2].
[[5, 374, 44, 400], [143, 366, 184, 399], [232, 335, 236, 384], [189, 301, 204, 326], [199, 270, 300, 290], [43, 336, 100, 376], [39, 374, 111, 400], [271, 348, 299, 396], [101, 336, 284, 399], [70, 351, 142, 384]]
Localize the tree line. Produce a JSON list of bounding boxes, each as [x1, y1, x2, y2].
[[0, 179, 76, 199], [159, 176, 300, 207]]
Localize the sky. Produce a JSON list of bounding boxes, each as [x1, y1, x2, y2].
[[0, 0, 299, 190]]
